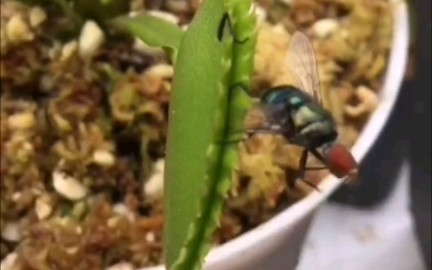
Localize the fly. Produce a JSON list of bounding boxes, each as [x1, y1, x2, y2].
[[245, 31, 359, 190], [214, 13, 358, 190]]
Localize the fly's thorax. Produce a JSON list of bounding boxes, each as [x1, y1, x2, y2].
[[292, 104, 321, 128], [292, 100, 334, 129], [260, 85, 337, 148], [261, 86, 312, 128], [290, 104, 337, 148]]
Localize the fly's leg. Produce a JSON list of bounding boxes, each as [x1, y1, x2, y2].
[[297, 149, 308, 180], [305, 166, 328, 171], [300, 179, 320, 191], [291, 149, 320, 191], [217, 13, 249, 44], [310, 148, 336, 171], [310, 148, 328, 165]]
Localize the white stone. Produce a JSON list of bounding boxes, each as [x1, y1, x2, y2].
[[1, 221, 21, 242], [61, 40, 78, 61], [78, 20, 105, 59], [7, 112, 36, 130], [93, 150, 115, 167], [53, 171, 88, 201], [0, 252, 19, 270], [105, 262, 134, 270], [146, 64, 174, 78], [29, 6, 47, 28], [6, 15, 34, 43], [35, 197, 53, 220], [112, 203, 135, 222], [312, 19, 340, 38], [254, 5, 267, 26], [143, 159, 165, 200]]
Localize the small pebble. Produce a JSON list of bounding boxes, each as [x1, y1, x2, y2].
[[107, 216, 121, 227], [35, 196, 53, 220], [105, 262, 134, 270], [254, 5, 267, 26], [7, 112, 36, 130], [11, 192, 21, 202], [0, 252, 19, 270], [144, 159, 165, 201], [29, 6, 47, 28], [113, 203, 135, 222], [61, 40, 78, 61], [53, 171, 88, 201], [93, 150, 115, 167], [79, 20, 105, 59], [146, 64, 174, 79], [1, 221, 21, 242], [6, 15, 34, 43], [65, 246, 79, 255], [145, 232, 156, 242], [312, 19, 340, 38]]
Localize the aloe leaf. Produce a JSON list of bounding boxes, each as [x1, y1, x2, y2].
[[164, 0, 227, 267], [164, 0, 257, 269], [109, 14, 184, 62]]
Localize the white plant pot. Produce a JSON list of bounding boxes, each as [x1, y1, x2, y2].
[[142, 1, 410, 270], [0, 1, 409, 270]]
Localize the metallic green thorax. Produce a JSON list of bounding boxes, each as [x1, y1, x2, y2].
[[262, 85, 337, 149]]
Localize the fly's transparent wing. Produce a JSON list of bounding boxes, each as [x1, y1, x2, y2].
[[284, 31, 323, 105], [244, 102, 287, 134], [245, 103, 272, 130]]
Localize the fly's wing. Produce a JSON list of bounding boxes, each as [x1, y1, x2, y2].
[[244, 103, 268, 129], [284, 31, 323, 106], [244, 101, 290, 135]]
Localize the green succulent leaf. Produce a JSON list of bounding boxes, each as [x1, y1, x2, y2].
[[164, 0, 257, 269], [109, 14, 184, 62]]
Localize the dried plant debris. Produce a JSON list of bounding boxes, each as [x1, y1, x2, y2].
[[0, 0, 393, 269]]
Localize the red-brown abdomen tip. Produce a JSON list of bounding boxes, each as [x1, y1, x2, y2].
[[323, 143, 359, 180]]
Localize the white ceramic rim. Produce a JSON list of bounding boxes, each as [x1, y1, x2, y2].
[[141, 0, 410, 269]]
